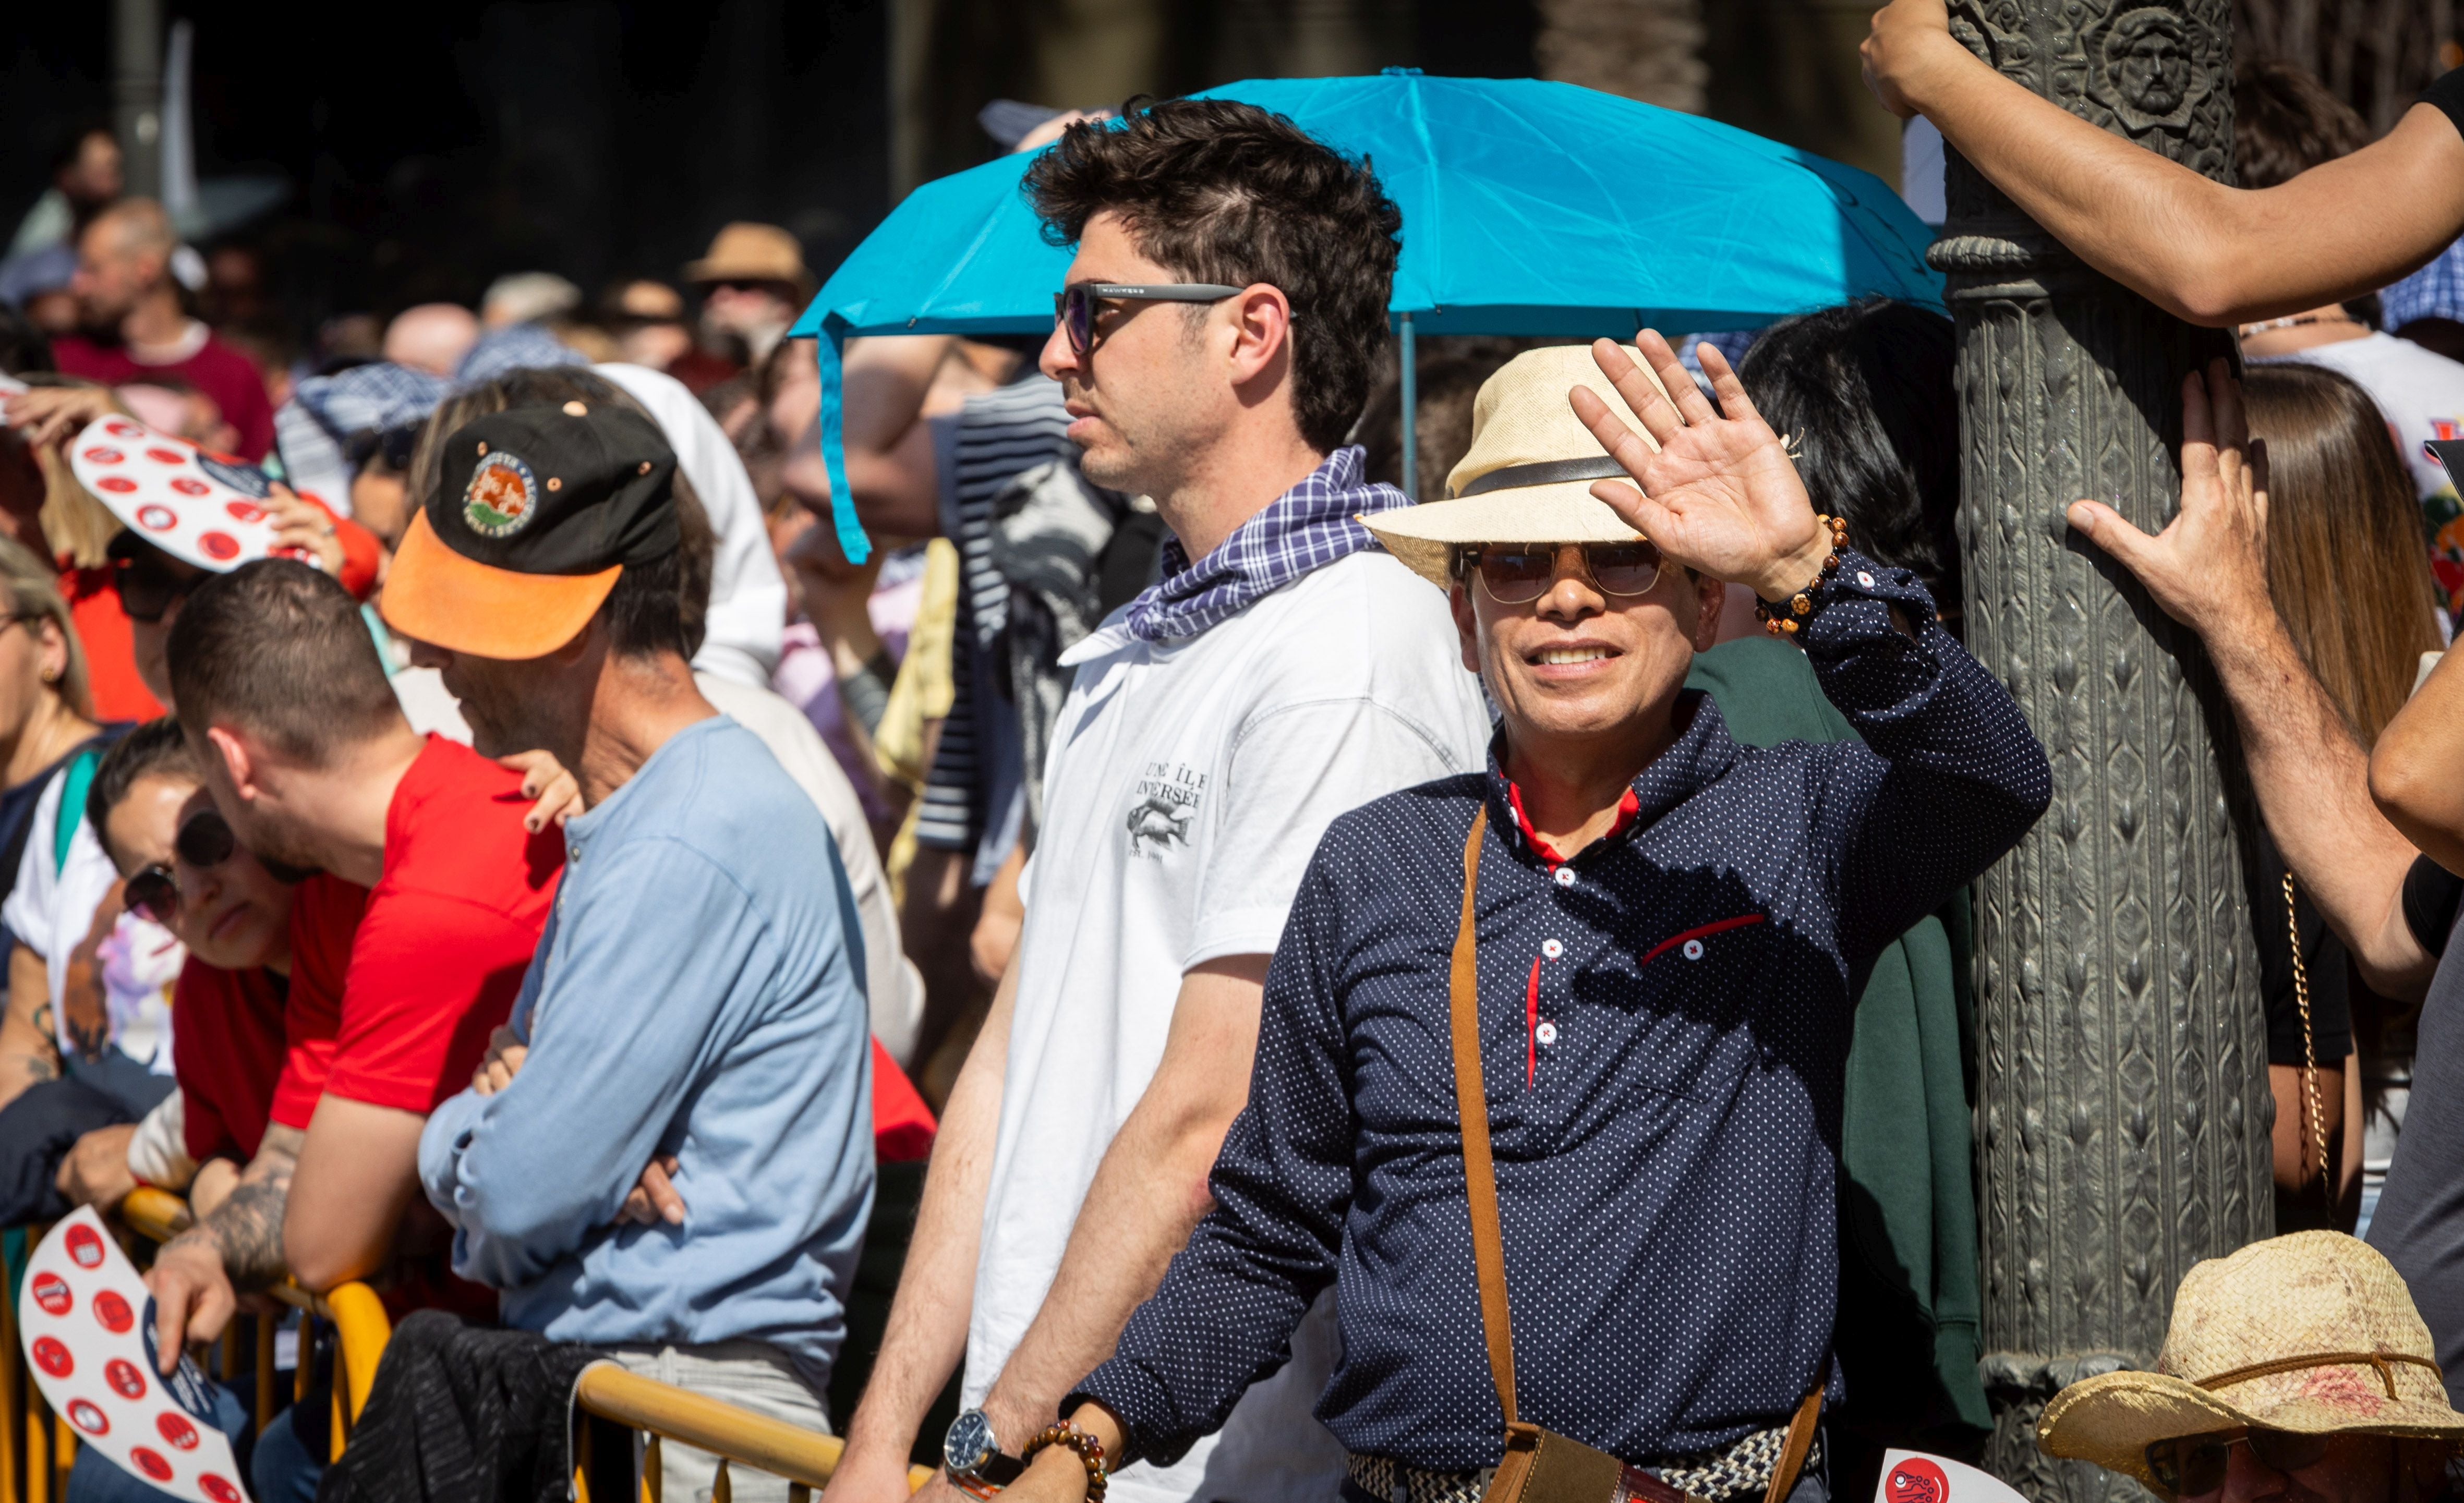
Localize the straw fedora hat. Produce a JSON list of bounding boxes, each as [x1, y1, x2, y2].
[[1361, 343, 1675, 589], [2038, 1233, 2464, 1496], [684, 222, 814, 296]]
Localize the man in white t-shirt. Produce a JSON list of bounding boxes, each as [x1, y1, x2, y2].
[[822, 100, 1492, 1503]]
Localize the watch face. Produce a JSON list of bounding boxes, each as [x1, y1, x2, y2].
[[945, 1409, 996, 1475]]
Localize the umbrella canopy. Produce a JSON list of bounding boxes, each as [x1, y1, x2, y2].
[[793, 70, 1943, 561]]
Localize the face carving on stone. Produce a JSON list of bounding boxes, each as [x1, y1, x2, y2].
[[2112, 10, 2190, 116]]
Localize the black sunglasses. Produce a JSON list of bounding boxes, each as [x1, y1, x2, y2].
[[123, 809, 239, 925], [1052, 282, 1245, 357], [2144, 1430, 2332, 1498], [110, 554, 204, 625], [1452, 542, 1665, 605]]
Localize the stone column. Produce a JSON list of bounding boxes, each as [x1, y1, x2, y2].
[[1934, 4, 2271, 1499]]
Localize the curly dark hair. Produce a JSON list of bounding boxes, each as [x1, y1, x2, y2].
[[1023, 97, 1402, 453]]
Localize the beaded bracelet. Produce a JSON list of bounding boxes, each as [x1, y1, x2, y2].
[[1024, 1424, 1109, 1503], [1754, 513, 1852, 637]]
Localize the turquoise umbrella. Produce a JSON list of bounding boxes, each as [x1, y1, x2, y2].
[[792, 69, 1942, 562]]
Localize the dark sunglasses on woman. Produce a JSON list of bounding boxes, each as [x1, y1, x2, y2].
[[123, 808, 239, 925], [107, 548, 203, 625], [2144, 1429, 2332, 1498], [1451, 541, 1664, 605], [1051, 282, 1243, 357]]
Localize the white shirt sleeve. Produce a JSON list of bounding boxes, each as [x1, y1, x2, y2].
[[596, 362, 787, 686], [126, 1090, 198, 1191], [1187, 696, 1470, 967]]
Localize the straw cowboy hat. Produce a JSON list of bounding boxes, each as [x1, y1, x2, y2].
[[1361, 343, 1676, 588], [684, 222, 815, 296], [2038, 1232, 2464, 1497]]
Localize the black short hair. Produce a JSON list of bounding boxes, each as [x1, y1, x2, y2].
[[1738, 299, 1963, 625], [166, 561, 404, 762], [2234, 59, 2369, 189], [0, 304, 53, 378], [1024, 98, 1402, 453], [86, 717, 196, 867]]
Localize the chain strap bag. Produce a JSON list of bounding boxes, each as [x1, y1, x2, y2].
[[1448, 808, 1824, 1503]]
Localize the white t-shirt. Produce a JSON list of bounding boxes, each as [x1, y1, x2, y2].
[[596, 362, 788, 688], [969, 550, 1492, 1503], [2253, 332, 2464, 500], [2, 768, 179, 1073]]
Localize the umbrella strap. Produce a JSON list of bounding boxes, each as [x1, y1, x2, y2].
[[2197, 1351, 2443, 1401]]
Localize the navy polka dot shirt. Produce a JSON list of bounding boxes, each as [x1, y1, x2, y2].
[[1071, 551, 2051, 1473]]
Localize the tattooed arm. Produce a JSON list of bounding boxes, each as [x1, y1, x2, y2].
[[142, 1124, 304, 1375], [0, 941, 63, 1110]]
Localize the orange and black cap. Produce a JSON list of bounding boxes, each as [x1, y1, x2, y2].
[[381, 402, 678, 660]]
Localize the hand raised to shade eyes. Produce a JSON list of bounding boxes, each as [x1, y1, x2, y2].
[[1568, 331, 1830, 603], [2064, 358, 2273, 644]]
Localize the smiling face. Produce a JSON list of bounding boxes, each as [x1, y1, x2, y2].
[[103, 780, 295, 972], [1452, 542, 1725, 757]]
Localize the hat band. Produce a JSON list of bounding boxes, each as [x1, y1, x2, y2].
[[2196, 1351, 2443, 1402], [1454, 456, 1630, 500]]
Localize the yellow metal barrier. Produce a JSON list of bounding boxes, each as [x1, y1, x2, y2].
[[573, 1364, 933, 1502]]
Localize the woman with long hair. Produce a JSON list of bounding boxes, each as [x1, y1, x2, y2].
[[2242, 361, 2445, 1232]]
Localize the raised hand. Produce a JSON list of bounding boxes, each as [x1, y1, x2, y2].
[[1568, 331, 1830, 602], [2064, 358, 2272, 641]]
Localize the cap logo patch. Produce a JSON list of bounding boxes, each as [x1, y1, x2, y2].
[[463, 450, 540, 538]]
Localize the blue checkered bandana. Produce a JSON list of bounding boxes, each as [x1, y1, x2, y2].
[[1119, 445, 1408, 644], [2384, 234, 2464, 331]]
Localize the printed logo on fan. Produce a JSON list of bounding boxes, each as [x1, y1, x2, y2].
[[158, 1411, 199, 1450], [462, 450, 540, 538], [195, 454, 269, 500], [1125, 761, 1206, 858], [31, 1336, 71, 1377], [66, 1400, 107, 1436], [65, 1223, 104, 1268], [201, 1475, 244, 1503], [92, 1288, 134, 1333], [107, 1357, 148, 1399], [130, 1447, 174, 1482], [1886, 1457, 1949, 1503], [29, 1271, 70, 1315]]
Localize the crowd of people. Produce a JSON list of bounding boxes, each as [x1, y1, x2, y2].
[[0, 7, 2458, 1503]]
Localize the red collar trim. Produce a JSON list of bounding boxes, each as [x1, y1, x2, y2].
[[1504, 781, 1642, 868]]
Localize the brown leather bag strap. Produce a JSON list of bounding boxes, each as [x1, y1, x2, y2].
[[1450, 806, 1519, 1428], [1761, 1361, 1827, 1503]]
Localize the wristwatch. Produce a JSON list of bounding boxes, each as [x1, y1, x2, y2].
[[945, 1409, 1027, 1496]]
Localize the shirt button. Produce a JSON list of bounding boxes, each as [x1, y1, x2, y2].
[[1856, 569, 1876, 588], [1541, 938, 1564, 960], [1552, 866, 1576, 888], [1682, 938, 1705, 961], [1535, 1021, 1558, 1046]]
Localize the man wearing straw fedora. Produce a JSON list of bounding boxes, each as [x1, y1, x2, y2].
[[2039, 1232, 2464, 1503], [988, 334, 2049, 1503]]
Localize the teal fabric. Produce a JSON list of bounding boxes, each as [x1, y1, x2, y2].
[[1687, 634, 1990, 1441], [787, 69, 1944, 562]]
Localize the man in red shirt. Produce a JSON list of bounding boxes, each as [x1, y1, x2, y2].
[[50, 200, 274, 460], [144, 558, 560, 1363]]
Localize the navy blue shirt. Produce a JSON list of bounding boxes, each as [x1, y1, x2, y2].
[[1072, 551, 2049, 1472]]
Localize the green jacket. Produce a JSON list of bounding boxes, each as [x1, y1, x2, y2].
[[1687, 634, 1991, 1443]]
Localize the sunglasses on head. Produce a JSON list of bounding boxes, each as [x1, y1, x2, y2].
[[123, 808, 238, 925], [1451, 541, 1665, 605], [2145, 1429, 2333, 1498], [1051, 282, 1245, 357]]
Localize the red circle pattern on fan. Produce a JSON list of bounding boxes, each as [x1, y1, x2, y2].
[[107, 1357, 148, 1399], [65, 1223, 105, 1268], [201, 1476, 244, 1503], [67, 1400, 108, 1436], [158, 1411, 199, 1450], [31, 1337, 71, 1377], [30, 1272, 70, 1316], [66, 415, 289, 574], [91, 1289, 134, 1334], [131, 1447, 174, 1482]]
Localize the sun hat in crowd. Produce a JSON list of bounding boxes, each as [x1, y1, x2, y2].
[[1359, 343, 1675, 588], [380, 401, 679, 660], [2037, 1232, 2464, 1496], [683, 222, 813, 296]]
